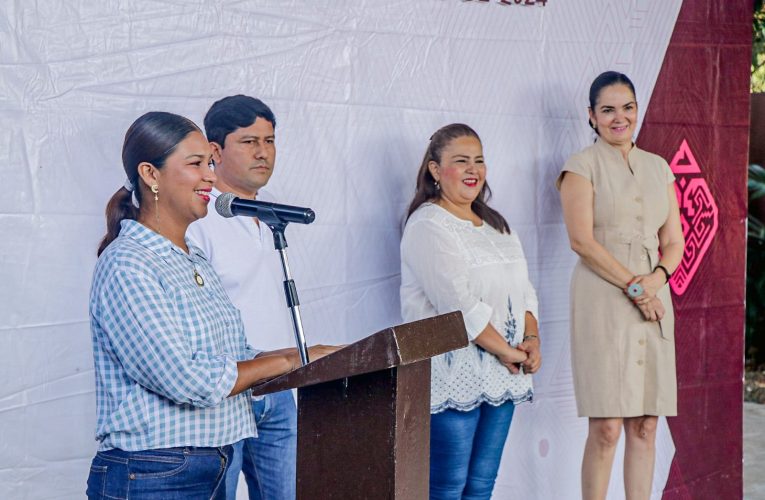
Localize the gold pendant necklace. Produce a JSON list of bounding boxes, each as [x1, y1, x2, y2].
[[193, 268, 205, 287]]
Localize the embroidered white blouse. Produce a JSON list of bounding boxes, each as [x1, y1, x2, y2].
[[400, 203, 537, 413]]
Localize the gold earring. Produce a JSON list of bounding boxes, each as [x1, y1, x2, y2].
[[151, 184, 160, 234]]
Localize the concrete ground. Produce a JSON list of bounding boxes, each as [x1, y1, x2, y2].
[[745, 402, 765, 499], [236, 402, 763, 499]]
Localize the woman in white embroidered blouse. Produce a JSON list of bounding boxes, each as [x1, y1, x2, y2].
[[400, 123, 541, 500]]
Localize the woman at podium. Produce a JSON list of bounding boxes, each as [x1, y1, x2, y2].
[[86, 112, 332, 498], [400, 123, 541, 500]]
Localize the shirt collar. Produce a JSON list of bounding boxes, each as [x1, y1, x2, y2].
[[210, 186, 270, 240], [594, 136, 638, 162], [119, 219, 206, 261], [212, 186, 263, 200]]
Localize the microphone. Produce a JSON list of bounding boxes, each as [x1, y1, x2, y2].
[[215, 192, 316, 225]]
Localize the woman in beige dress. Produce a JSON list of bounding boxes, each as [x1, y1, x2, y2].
[[557, 71, 685, 500]]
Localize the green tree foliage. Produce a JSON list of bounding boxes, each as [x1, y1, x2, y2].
[[748, 165, 765, 367], [749, 4, 765, 366], [754, 0, 765, 91]]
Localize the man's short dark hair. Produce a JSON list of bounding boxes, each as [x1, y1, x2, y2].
[[204, 95, 276, 146]]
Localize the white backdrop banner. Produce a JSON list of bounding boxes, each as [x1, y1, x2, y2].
[[0, 1, 682, 498]]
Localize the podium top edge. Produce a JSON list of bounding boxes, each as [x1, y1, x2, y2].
[[250, 311, 468, 395]]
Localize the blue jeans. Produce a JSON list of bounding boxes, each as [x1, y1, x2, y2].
[[429, 401, 515, 500], [226, 390, 297, 500], [86, 445, 232, 499]]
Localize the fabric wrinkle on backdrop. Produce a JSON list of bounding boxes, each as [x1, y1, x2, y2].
[[1, 1, 744, 499]]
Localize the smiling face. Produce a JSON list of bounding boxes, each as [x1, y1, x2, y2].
[[428, 135, 486, 211], [212, 117, 275, 198], [143, 131, 216, 229], [589, 83, 638, 152]]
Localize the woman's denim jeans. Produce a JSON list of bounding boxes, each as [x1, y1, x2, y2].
[[430, 401, 515, 500], [86, 445, 233, 499]]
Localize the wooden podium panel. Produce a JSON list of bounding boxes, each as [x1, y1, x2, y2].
[[251, 312, 468, 499], [296, 362, 429, 498]]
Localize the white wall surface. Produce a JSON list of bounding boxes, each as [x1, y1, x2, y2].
[[0, 1, 682, 498]]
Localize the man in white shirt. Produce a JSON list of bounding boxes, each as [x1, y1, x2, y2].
[[187, 95, 297, 500]]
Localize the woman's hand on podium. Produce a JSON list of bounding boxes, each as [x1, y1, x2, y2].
[[286, 345, 344, 370], [306, 344, 343, 364]]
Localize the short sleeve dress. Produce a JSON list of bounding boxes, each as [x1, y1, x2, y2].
[[556, 138, 678, 418]]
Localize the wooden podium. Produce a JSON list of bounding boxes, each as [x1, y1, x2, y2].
[[251, 311, 468, 499]]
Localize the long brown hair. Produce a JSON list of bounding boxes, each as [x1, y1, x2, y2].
[[405, 123, 510, 233], [96, 112, 201, 256]]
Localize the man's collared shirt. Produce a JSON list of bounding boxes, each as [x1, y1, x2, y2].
[[188, 188, 294, 353]]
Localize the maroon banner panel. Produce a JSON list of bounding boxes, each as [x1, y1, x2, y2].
[[636, 1, 750, 498]]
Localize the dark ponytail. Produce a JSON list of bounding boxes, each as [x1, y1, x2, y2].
[[96, 111, 201, 256], [406, 123, 510, 234], [97, 187, 139, 256]]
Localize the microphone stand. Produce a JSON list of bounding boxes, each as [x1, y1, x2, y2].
[[263, 219, 310, 366]]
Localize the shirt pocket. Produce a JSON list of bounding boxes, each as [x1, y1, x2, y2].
[[198, 285, 245, 356], [167, 283, 227, 354]]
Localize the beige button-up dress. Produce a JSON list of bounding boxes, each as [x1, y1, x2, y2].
[[556, 138, 677, 417]]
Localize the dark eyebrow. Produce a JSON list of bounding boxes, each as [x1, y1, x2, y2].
[[239, 135, 275, 140], [185, 153, 212, 162], [600, 101, 635, 110], [450, 154, 484, 160]]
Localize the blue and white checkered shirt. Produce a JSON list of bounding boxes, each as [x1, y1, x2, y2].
[[90, 220, 257, 451]]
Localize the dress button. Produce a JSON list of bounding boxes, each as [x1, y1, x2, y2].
[[638, 339, 645, 346], [640, 255, 647, 261], [635, 196, 643, 203], [637, 360, 644, 366], [636, 215, 643, 221]]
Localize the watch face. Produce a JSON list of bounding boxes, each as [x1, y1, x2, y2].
[[627, 283, 644, 298]]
